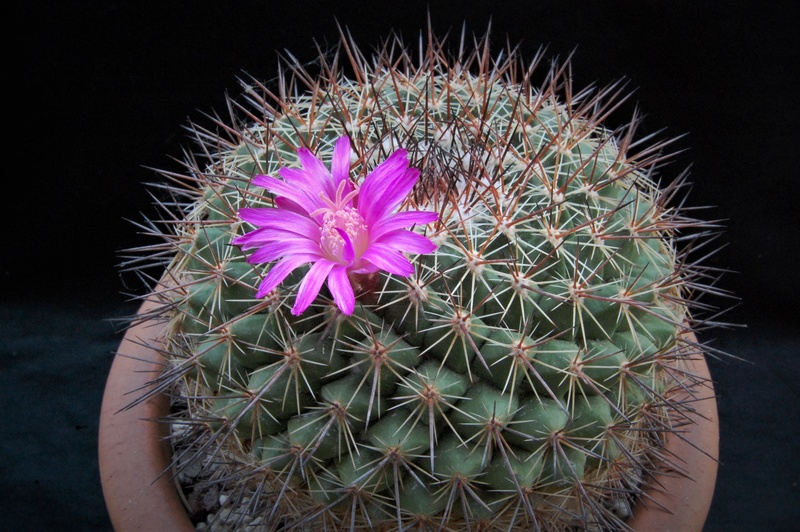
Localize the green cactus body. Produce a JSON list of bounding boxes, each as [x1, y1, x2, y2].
[[134, 31, 712, 530]]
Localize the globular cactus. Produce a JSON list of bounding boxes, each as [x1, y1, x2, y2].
[[126, 29, 718, 531]]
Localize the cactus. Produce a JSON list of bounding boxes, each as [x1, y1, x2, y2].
[[125, 29, 719, 530]]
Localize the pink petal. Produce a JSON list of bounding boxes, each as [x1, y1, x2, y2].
[[279, 167, 332, 199], [253, 175, 324, 215], [370, 210, 439, 241], [360, 244, 415, 276], [297, 147, 335, 195], [274, 196, 307, 215], [357, 149, 410, 221], [291, 259, 336, 315], [232, 226, 269, 248], [364, 167, 421, 222], [234, 229, 309, 252], [327, 265, 355, 315], [331, 136, 352, 190], [249, 238, 321, 264], [251, 174, 279, 190], [239, 138, 437, 311], [336, 228, 355, 263], [255, 254, 318, 298], [236, 208, 321, 239], [350, 262, 380, 275], [374, 229, 437, 255]]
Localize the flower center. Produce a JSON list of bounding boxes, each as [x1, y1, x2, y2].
[[320, 206, 368, 263]]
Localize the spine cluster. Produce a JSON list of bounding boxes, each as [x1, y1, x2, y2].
[[125, 30, 719, 531]]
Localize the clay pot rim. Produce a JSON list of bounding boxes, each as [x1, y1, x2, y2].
[[99, 299, 718, 531]]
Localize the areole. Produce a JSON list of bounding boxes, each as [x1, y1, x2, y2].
[[100, 28, 724, 530], [99, 296, 719, 531]]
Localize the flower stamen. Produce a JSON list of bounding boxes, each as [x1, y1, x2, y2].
[[233, 135, 439, 315]]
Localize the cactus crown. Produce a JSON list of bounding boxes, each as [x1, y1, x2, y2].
[[124, 27, 720, 531]]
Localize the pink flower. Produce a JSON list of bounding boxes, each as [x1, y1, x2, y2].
[[233, 136, 438, 316]]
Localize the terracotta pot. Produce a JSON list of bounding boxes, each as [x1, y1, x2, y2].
[[99, 297, 194, 531], [99, 301, 718, 531], [627, 344, 720, 531]]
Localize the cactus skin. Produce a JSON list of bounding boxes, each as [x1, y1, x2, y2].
[[126, 29, 718, 531]]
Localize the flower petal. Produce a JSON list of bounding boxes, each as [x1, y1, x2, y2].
[[331, 136, 352, 190], [249, 238, 321, 264], [370, 210, 439, 241], [253, 174, 324, 215], [236, 208, 321, 239], [251, 174, 276, 189], [327, 265, 355, 315], [279, 167, 331, 199], [336, 228, 355, 263], [364, 167, 421, 222], [274, 196, 307, 215], [291, 259, 335, 315], [297, 147, 335, 192], [237, 137, 438, 315], [232, 226, 269, 249], [255, 253, 318, 298], [360, 244, 415, 277], [357, 149, 411, 221], [374, 229, 437, 255]]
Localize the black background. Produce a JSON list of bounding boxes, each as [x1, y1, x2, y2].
[[3, 1, 798, 529]]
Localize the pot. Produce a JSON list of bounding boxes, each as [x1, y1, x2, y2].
[[99, 299, 718, 530], [99, 296, 194, 531]]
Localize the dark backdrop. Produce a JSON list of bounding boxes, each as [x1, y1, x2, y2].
[[3, 1, 798, 529]]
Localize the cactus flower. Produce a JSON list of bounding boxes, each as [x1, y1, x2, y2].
[[233, 136, 438, 315], [126, 29, 726, 530]]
